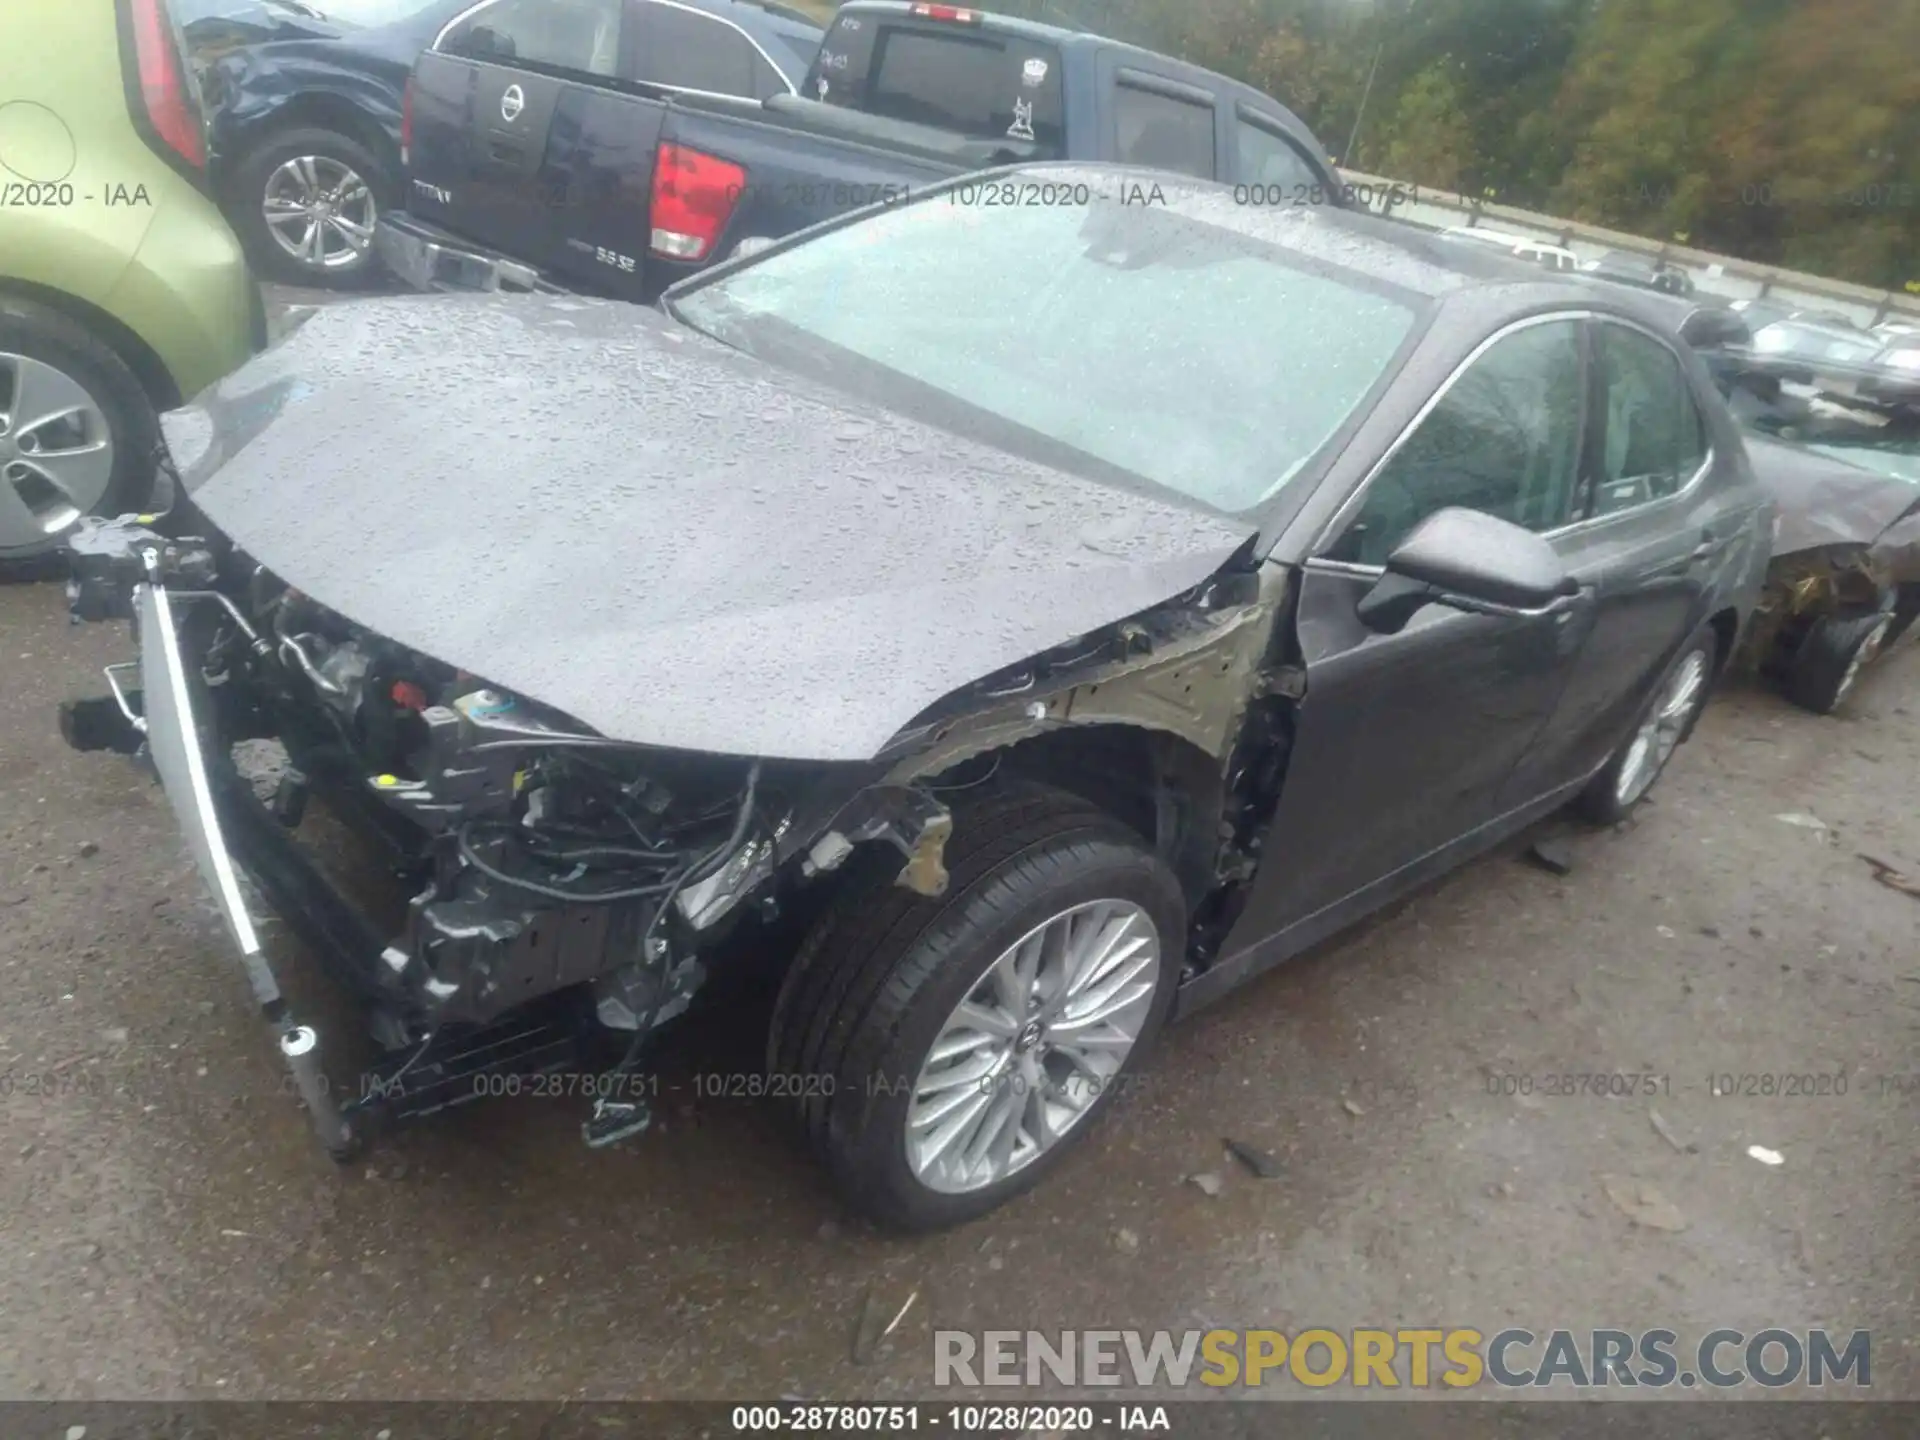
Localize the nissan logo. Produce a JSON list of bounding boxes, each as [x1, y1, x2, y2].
[[500, 84, 525, 122]]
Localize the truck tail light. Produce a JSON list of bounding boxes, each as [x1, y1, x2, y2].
[[124, 0, 206, 171], [649, 143, 747, 263], [400, 75, 414, 167], [909, 4, 982, 21]]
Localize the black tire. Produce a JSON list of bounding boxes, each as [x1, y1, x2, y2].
[[1786, 610, 1892, 716], [227, 127, 391, 288], [0, 295, 160, 571], [1885, 585, 1920, 648], [1573, 624, 1717, 826], [768, 783, 1184, 1232]]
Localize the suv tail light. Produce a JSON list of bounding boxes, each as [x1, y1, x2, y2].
[[123, 0, 206, 171], [909, 4, 982, 21], [400, 75, 415, 167], [649, 143, 747, 263]]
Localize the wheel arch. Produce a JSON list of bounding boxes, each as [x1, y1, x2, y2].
[[218, 95, 402, 202], [1706, 604, 1740, 675], [0, 279, 181, 410], [925, 723, 1230, 915]]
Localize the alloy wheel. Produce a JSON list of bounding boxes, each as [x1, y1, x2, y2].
[[906, 898, 1161, 1195], [1614, 647, 1708, 807], [0, 352, 115, 552], [262, 155, 377, 272]]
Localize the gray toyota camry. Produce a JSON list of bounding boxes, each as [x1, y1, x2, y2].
[[61, 165, 1771, 1230]]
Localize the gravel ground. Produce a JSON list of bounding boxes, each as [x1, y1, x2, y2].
[[3, 565, 1916, 1402]]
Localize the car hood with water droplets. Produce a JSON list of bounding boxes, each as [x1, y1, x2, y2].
[[162, 294, 1255, 762]]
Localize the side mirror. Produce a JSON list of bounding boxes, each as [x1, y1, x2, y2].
[[1680, 307, 1752, 351], [1356, 507, 1577, 633]]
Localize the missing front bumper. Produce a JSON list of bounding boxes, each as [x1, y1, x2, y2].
[[120, 575, 362, 1159], [64, 566, 638, 1156]]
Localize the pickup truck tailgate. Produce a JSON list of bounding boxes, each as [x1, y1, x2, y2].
[[651, 96, 962, 288], [408, 47, 668, 295]]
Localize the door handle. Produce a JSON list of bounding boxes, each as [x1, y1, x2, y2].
[[1534, 587, 1592, 623], [1442, 585, 1590, 622]]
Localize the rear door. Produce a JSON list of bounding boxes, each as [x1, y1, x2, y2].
[[427, 0, 627, 265], [1498, 319, 1728, 803]]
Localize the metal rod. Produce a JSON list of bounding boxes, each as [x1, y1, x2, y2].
[[280, 1025, 356, 1159]]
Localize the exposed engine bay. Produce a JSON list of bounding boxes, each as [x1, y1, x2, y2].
[[59, 509, 1285, 1157], [61, 515, 982, 1151]]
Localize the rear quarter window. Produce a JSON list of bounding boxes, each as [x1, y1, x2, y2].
[[1114, 82, 1216, 179], [439, 0, 623, 78], [630, 1, 770, 98], [809, 18, 1064, 156], [1235, 114, 1318, 189]]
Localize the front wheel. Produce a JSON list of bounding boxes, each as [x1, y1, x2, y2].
[[1574, 626, 1716, 826], [1786, 610, 1892, 715], [768, 784, 1183, 1231]]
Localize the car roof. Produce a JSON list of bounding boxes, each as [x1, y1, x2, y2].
[[1001, 165, 1666, 317], [1758, 317, 1875, 344]]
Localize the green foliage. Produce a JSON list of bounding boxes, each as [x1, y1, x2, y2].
[[1372, 60, 1474, 191], [1024, 0, 1917, 288]]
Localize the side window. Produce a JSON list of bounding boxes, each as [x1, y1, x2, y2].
[[1235, 116, 1318, 190], [630, 2, 758, 97], [1591, 325, 1705, 517], [750, 50, 792, 99], [441, 0, 622, 78], [1327, 320, 1585, 567], [1114, 82, 1216, 179]]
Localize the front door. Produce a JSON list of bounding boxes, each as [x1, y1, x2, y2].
[[1222, 316, 1596, 952]]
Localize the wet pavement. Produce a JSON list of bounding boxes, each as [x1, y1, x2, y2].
[[3, 564, 1916, 1402]]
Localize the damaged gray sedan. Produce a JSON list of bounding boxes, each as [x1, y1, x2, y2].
[[59, 167, 1771, 1230], [1728, 365, 1920, 713]]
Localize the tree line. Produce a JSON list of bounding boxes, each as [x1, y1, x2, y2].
[[990, 0, 1920, 292]]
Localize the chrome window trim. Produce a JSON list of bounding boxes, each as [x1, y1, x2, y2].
[[1558, 314, 1715, 538], [639, 0, 801, 96], [436, 0, 510, 49], [1308, 309, 1714, 573], [434, 0, 799, 95]]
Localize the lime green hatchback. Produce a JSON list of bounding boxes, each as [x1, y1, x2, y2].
[[0, 0, 262, 563]]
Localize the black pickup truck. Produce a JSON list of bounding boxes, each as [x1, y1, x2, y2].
[[375, 0, 1345, 301]]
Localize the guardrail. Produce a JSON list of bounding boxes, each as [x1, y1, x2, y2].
[[1343, 169, 1920, 330]]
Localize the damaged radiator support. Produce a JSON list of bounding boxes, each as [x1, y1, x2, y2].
[[59, 517, 973, 1160]]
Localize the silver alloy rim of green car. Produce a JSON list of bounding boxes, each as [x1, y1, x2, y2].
[[0, 351, 115, 554], [907, 898, 1162, 1195], [263, 155, 378, 271], [1615, 647, 1709, 807]]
